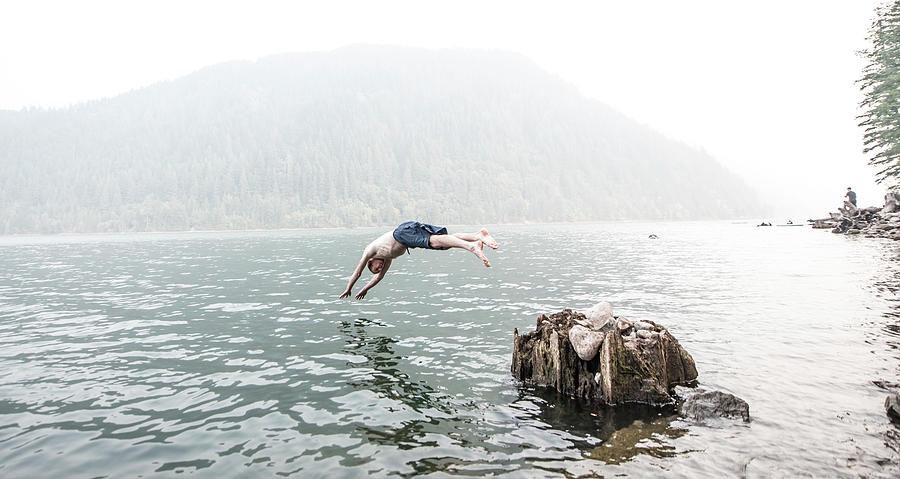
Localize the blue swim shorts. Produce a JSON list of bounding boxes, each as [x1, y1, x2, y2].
[[392, 221, 449, 250]]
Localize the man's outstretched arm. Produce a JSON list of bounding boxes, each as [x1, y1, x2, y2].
[[355, 259, 391, 300], [340, 251, 372, 299]]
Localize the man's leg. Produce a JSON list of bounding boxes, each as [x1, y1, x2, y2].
[[450, 229, 499, 249], [429, 234, 491, 267]]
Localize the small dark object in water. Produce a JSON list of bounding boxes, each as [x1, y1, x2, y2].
[[886, 393, 900, 423], [648, 234, 658, 239], [680, 390, 750, 422], [777, 220, 802, 226], [758, 222, 772, 227]]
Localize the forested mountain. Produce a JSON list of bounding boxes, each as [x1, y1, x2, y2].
[[0, 46, 761, 234]]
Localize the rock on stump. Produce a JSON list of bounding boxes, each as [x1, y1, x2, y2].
[[511, 306, 698, 406]]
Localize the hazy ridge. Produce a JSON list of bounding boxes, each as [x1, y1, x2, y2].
[[0, 45, 761, 234]]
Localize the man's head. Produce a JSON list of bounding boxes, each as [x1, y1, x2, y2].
[[367, 258, 385, 274], [848, 187, 853, 191]]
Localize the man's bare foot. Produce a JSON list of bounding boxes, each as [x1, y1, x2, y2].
[[472, 240, 490, 267], [480, 229, 499, 249]]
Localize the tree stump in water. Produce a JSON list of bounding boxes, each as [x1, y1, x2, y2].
[[511, 306, 698, 406]]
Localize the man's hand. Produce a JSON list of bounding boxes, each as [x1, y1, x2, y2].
[[355, 289, 368, 300], [339, 289, 352, 299]]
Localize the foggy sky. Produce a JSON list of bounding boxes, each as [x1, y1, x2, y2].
[[0, 0, 888, 218]]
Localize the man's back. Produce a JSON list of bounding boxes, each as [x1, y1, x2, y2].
[[366, 231, 407, 260]]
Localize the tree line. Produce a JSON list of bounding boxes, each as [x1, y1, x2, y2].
[[0, 46, 761, 234], [860, 1, 900, 188]]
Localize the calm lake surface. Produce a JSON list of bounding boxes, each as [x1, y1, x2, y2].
[[0, 222, 898, 478]]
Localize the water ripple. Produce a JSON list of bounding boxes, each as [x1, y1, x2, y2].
[[0, 225, 897, 477]]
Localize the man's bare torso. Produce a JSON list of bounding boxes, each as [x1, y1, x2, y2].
[[366, 231, 407, 260]]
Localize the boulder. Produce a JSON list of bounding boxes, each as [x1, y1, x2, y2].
[[679, 389, 750, 422], [569, 325, 605, 361], [511, 306, 698, 406], [887, 393, 900, 423]]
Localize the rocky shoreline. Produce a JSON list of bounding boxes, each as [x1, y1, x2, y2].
[[808, 191, 900, 240]]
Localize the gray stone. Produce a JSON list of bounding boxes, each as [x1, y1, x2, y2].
[[680, 390, 750, 422], [633, 321, 654, 331], [569, 324, 605, 361], [636, 329, 653, 340], [584, 302, 614, 329], [616, 318, 634, 336]]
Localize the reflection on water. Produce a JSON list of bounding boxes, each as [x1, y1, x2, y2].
[[515, 387, 689, 468], [869, 242, 900, 468], [338, 317, 466, 475], [0, 224, 898, 477], [589, 416, 688, 465], [340, 318, 459, 418]]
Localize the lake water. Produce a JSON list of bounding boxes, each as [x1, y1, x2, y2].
[[0, 222, 898, 478]]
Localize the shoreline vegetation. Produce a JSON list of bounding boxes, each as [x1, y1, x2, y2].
[[0, 47, 761, 236], [0, 217, 775, 240], [4, 209, 900, 241]]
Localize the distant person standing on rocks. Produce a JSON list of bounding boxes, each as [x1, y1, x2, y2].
[[845, 187, 857, 206], [339, 221, 499, 300]]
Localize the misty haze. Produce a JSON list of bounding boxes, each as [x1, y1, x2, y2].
[[1, 46, 761, 234], [1, 2, 899, 478]]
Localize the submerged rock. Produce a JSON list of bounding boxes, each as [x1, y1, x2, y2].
[[679, 389, 750, 423], [511, 305, 698, 406]]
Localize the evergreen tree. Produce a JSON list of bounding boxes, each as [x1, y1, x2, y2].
[[860, 1, 900, 185]]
